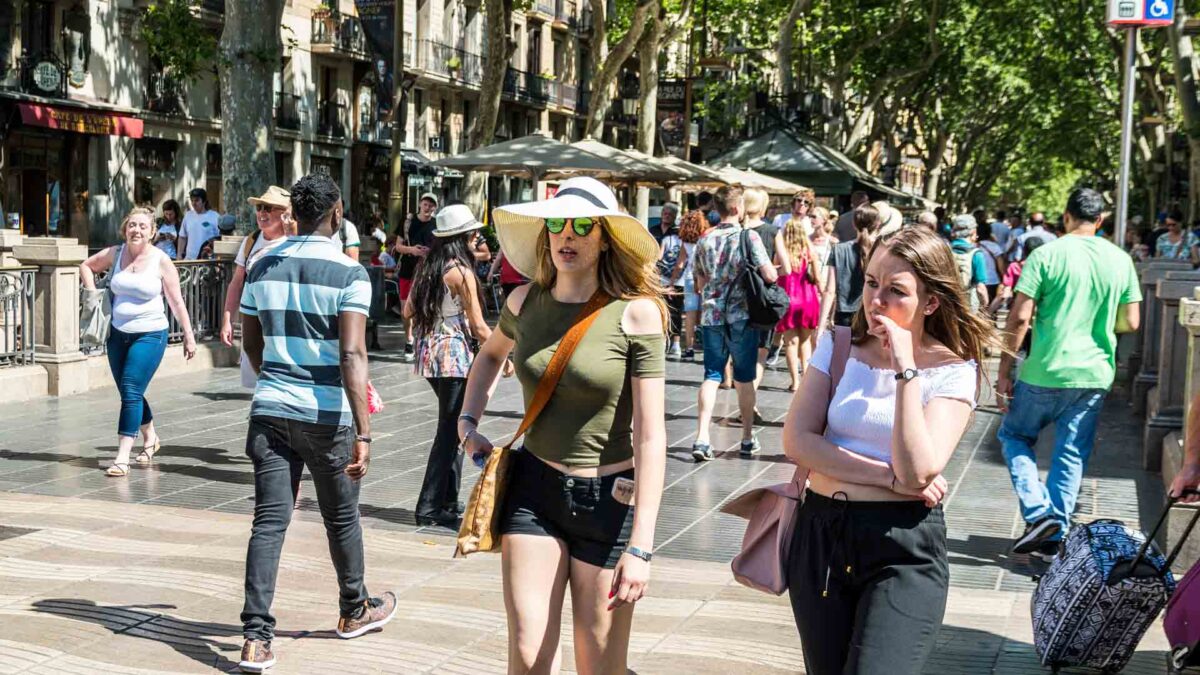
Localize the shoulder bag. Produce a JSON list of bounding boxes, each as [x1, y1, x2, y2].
[[80, 246, 120, 353], [720, 326, 852, 595], [455, 289, 611, 557]]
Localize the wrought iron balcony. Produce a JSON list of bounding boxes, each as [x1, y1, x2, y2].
[[358, 118, 391, 144], [419, 40, 483, 87], [311, 6, 369, 60], [534, 0, 555, 15], [275, 91, 301, 131], [317, 100, 348, 139], [145, 69, 187, 116]]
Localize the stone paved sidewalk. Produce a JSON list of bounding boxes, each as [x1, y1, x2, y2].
[[0, 322, 1185, 673]]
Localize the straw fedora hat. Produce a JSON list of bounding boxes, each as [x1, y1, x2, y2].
[[434, 204, 483, 238], [248, 185, 291, 209], [872, 200, 903, 237], [492, 176, 658, 278]]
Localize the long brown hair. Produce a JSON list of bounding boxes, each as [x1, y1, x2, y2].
[[851, 227, 998, 382], [533, 218, 669, 330]]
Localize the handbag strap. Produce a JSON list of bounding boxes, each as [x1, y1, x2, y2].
[[503, 288, 611, 450], [790, 326, 853, 487]]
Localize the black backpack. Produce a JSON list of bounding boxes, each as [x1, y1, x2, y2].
[[737, 229, 789, 330]]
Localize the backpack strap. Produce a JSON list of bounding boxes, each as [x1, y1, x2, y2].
[[240, 229, 261, 263]]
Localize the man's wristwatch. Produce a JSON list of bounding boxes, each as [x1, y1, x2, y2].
[[625, 546, 653, 562], [894, 368, 919, 382], [355, 434, 372, 444]]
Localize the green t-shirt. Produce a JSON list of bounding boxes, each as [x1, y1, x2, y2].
[[1015, 234, 1141, 389]]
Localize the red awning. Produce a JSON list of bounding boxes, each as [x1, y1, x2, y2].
[[18, 102, 143, 138]]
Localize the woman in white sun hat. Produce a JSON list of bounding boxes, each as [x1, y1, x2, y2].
[[403, 204, 498, 528], [457, 176, 668, 672]]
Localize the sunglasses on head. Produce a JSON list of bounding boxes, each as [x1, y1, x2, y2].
[[255, 204, 284, 212], [545, 217, 596, 236]]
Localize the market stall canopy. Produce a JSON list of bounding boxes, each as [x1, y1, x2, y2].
[[711, 126, 921, 205], [620, 149, 727, 188], [713, 166, 806, 195], [568, 139, 691, 184], [434, 133, 629, 181]]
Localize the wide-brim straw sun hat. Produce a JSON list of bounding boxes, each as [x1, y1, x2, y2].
[[492, 176, 659, 278], [247, 185, 291, 209], [434, 204, 484, 238]]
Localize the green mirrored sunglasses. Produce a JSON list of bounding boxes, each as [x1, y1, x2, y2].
[[545, 217, 596, 236]]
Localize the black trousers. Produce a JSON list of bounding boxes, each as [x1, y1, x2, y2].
[[786, 491, 949, 675], [416, 377, 466, 518], [666, 290, 684, 339], [241, 415, 369, 641]]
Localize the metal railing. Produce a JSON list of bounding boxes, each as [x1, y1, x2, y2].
[[419, 40, 484, 87], [556, 0, 578, 26], [145, 70, 187, 115], [311, 7, 368, 57], [503, 67, 550, 104], [579, 6, 594, 33], [358, 118, 391, 144], [318, 100, 348, 138], [545, 79, 562, 106], [535, 0, 555, 15], [562, 83, 579, 110], [275, 91, 301, 130], [0, 268, 35, 367], [170, 260, 232, 343]]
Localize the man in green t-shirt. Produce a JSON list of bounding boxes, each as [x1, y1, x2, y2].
[[995, 188, 1142, 562]]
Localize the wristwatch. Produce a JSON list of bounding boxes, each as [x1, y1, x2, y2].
[[894, 368, 919, 382], [355, 434, 373, 444], [624, 545, 653, 562]]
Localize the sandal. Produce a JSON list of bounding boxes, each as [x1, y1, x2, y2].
[[136, 437, 161, 464], [105, 463, 130, 477]]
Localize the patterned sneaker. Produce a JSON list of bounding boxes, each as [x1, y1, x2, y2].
[[691, 443, 714, 463], [336, 591, 398, 639], [238, 640, 275, 673], [739, 438, 761, 458]]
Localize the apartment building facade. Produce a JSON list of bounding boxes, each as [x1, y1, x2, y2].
[[0, 0, 603, 249]]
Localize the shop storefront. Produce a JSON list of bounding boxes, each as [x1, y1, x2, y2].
[[1, 99, 142, 246]]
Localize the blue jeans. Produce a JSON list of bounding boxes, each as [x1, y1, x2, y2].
[[701, 320, 760, 383], [106, 327, 168, 438], [997, 381, 1106, 537]]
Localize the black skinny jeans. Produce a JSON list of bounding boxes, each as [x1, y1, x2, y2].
[[786, 491, 949, 675], [241, 415, 369, 641], [666, 290, 684, 339], [416, 377, 466, 518]]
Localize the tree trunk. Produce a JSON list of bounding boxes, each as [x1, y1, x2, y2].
[[465, 0, 516, 214], [584, 0, 656, 140], [633, 14, 664, 220], [219, 0, 286, 234], [776, 0, 811, 98], [1170, 11, 1200, 219]]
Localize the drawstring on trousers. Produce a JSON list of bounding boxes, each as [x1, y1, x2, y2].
[[821, 491, 853, 598]]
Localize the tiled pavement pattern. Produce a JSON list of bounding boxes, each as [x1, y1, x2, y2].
[[0, 323, 1184, 673]]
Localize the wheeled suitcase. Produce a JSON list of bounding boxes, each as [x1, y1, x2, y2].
[[1032, 495, 1191, 673], [1162, 494, 1200, 674]]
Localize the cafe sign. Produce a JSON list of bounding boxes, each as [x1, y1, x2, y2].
[[17, 102, 143, 138], [32, 62, 62, 94]]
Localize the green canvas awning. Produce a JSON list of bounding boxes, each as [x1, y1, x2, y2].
[[711, 126, 921, 205]]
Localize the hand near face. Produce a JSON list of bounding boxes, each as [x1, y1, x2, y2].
[[868, 314, 916, 371]]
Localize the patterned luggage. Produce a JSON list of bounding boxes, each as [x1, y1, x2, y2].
[[1032, 502, 1182, 673]]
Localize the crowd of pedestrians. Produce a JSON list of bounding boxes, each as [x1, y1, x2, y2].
[[76, 164, 1166, 675]]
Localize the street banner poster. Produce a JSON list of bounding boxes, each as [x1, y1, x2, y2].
[[657, 79, 689, 159], [355, 0, 395, 118]]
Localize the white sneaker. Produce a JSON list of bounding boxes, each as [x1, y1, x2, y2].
[[668, 343, 682, 360]]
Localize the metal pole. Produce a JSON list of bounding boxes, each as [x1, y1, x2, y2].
[[1115, 27, 1137, 247], [388, 0, 406, 232]]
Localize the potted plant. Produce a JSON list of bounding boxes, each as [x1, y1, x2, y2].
[[446, 55, 462, 76], [539, 70, 556, 81]]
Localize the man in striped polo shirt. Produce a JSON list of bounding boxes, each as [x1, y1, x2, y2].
[[236, 173, 395, 673]]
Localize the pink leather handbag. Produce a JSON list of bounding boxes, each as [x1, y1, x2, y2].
[[721, 327, 852, 595]]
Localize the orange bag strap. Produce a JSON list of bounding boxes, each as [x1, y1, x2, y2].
[[503, 289, 611, 450]]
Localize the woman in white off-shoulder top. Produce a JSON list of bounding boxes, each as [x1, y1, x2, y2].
[[781, 226, 998, 675]]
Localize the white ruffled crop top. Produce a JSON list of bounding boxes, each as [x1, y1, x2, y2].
[[811, 331, 978, 464]]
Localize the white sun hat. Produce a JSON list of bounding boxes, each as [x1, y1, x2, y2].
[[434, 204, 484, 238], [492, 176, 658, 278], [872, 200, 903, 237]]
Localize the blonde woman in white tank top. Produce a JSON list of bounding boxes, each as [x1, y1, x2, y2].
[[80, 207, 197, 477]]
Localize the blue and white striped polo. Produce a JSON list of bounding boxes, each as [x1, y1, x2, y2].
[[240, 234, 372, 426]]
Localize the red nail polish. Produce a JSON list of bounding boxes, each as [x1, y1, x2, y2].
[[608, 589, 614, 598]]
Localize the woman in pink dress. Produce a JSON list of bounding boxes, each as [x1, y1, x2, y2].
[[774, 216, 822, 391]]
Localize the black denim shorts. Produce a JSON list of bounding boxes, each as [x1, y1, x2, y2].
[[500, 449, 635, 569]]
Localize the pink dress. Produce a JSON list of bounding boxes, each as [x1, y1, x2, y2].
[[776, 258, 820, 331]]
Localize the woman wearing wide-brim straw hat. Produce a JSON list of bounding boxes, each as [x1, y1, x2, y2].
[[457, 176, 669, 673]]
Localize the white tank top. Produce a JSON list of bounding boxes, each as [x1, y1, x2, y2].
[[110, 245, 169, 334]]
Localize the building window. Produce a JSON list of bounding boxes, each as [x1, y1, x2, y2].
[[527, 24, 541, 73]]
